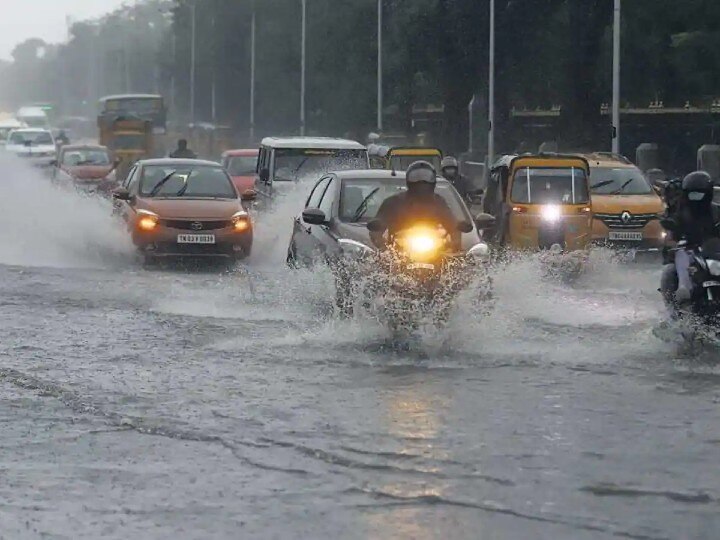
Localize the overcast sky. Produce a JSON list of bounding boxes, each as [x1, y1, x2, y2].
[[0, 0, 129, 61]]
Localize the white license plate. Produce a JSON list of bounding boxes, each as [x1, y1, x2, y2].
[[407, 262, 435, 270], [703, 281, 720, 288], [609, 231, 643, 241], [177, 234, 215, 244]]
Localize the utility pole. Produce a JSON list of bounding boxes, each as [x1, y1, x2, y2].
[[487, 0, 495, 168], [300, 0, 307, 136], [190, 1, 197, 124], [612, 0, 621, 154], [249, 5, 256, 142], [377, 0, 383, 133], [211, 11, 217, 123]]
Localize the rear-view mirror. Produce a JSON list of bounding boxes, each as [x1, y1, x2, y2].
[[367, 219, 384, 233], [457, 221, 474, 234], [302, 207, 327, 225], [474, 213, 496, 230], [112, 188, 131, 201], [241, 189, 257, 202]]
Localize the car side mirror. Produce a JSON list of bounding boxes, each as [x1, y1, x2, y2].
[[112, 188, 131, 201], [367, 219, 384, 233], [241, 189, 257, 202], [302, 207, 327, 225], [474, 212, 496, 230], [660, 218, 676, 231], [457, 221, 474, 234], [259, 168, 270, 183]]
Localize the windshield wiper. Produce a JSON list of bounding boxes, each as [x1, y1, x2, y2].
[[175, 177, 190, 197], [351, 187, 380, 223], [610, 178, 634, 195], [149, 170, 178, 196], [591, 180, 614, 190]]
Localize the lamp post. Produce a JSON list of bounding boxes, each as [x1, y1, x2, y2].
[[487, 0, 495, 167], [611, 0, 621, 154], [377, 0, 383, 133], [300, 0, 307, 136], [250, 5, 256, 142], [190, 1, 197, 124]]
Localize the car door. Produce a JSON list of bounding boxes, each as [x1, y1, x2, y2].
[[292, 176, 331, 263]]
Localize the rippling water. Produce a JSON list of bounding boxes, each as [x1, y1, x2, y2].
[[1, 156, 719, 539]]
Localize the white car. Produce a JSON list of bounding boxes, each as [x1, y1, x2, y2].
[[6, 128, 57, 166]]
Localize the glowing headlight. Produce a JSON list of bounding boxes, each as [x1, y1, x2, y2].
[[707, 259, 720, 276], [137, 210, 159, 232], [467, 242, 490, 258], [540, 205, 562, 223], [231, 211, 251, 232], [338, 238, 373, 258]]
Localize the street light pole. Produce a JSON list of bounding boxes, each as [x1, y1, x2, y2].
[[300, 0, 307, 136], [250, 6, 256, 142], [377, 0, 383, 133], [211, 12, 217, 124], [487, 0, 495, 168], [190, 1, 197, 124], [612, 0, 621, 154]]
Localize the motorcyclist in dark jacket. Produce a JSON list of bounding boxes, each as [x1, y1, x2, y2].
[[667, 171, 720, 302], [370, 160, 459, 251], [440, 156, 477, 202], [169, 139, 197, 159]]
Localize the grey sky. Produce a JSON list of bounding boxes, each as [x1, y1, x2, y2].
[[0, 0, 129, 61]]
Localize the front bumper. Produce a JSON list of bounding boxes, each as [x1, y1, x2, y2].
[[132, 224, 253, 258], [592, 216, 665, 251]]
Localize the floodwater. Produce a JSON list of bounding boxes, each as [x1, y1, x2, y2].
[[1, 155, 719, 540]]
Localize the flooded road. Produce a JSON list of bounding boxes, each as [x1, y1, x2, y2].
[[1, 157, 719, 539]]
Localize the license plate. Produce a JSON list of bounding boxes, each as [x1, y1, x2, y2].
[[703, 281, 720, 288], [177, 234, 215, 244], [609, 231, 643, 241], [407, 262, 435, 270]]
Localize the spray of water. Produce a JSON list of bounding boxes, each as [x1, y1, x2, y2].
[[0, 153, 134, 269]]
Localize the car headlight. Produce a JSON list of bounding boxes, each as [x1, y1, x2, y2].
[[231, 211, 251, 232], [467, 242, 490, 258], [541, 205, 562, 223], [338, 238, 374, 259], [707, 259, 720, 276], [137, 210, 159, 231]]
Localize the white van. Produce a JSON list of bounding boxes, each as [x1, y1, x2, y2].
[[0, 118, 27, 147], [16, 106, 50, 129]]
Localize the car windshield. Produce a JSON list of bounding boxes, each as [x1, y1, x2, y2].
[[590, 167, 653, 195], [338, 178, 471, 223], [139, 165, 236, 199], [389, 154, 442, 172], [511, 167, 590, 204], [62, 149, 111, 166], [226, 155, 257, 176], [274, 149, 367, 181], [9, 131, 53, 145]]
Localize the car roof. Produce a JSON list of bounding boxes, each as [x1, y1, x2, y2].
[[222, 149, 259, 156], [260, 136, 366, 150], [333, 169, 451, 186], [10, 128, 51, 133], [138, 158, 222, 167], [579, 152, 637, 168], [99, 94, 162, 102], [16, 106, 47, 117], [61, 144, 109, 151]]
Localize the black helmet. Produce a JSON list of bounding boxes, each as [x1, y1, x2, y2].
[[406, 160, 438, 185], [682, 171, 713, 202]]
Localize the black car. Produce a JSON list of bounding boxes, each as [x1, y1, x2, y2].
[[286, 169, 492, 267]]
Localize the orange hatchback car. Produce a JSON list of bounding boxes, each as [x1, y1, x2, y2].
[[112, 159, 256, 263]]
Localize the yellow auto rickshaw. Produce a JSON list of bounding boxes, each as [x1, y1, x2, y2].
[[368, 145, 442, 171], [483, 154, 593, 251]]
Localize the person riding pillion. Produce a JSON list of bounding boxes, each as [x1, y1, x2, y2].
[[369, 160, 459, 251], [440, 156, 477, 201], [169, 139, 197, 159]]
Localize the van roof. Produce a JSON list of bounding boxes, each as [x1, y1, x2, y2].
[[16, 107, 48, 118], [99, 94, 163, 103], [260, 136, 366, 150]]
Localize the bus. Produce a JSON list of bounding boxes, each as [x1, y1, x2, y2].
[[98, 94, 166, 135]]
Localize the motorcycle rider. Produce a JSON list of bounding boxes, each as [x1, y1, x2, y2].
[[370, 160, 459, 251], [440, 156, 477, 201], [55, 130, 70, 147], [169, 139, 197, 159], [664, 171, 720, 303]]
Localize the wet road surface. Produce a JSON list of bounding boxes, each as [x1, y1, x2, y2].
[[1, 157, 720, 539]]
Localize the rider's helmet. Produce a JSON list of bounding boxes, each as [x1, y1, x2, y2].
[[406, 161, 438, 195], [440, 156, 460, 178], [682, 171, 713, 205]]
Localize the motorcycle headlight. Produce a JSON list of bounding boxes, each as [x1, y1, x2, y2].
[[707, 259, 720, 276], [541, 205, 562, 223], [396, 226, 444, 262], [338, 238, 373, 259], [467, 242, 490, 258]]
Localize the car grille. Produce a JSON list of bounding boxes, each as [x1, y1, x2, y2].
[[162, 219, 230, 231], [594, 212, 658, 230]]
